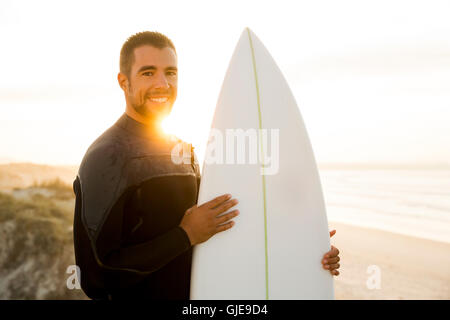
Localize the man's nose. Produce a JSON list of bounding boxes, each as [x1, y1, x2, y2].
[[154, 72, 170, 89]]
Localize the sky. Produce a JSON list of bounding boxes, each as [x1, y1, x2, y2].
[[0, 0, 449, 166]]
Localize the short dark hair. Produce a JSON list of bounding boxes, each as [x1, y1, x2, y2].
[[120, 31, 176, 78]]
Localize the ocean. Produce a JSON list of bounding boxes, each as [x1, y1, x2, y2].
[[319, 169, 450, 244]]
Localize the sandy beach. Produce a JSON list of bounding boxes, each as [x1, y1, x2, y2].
[[328, 222, 450, 299]]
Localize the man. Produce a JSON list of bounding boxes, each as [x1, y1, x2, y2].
[[73, 31, 340, 300]]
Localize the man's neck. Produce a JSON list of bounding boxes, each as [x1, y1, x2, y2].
[[125, 107, 161, 129]]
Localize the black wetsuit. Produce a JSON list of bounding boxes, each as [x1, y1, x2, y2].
[[73, 113, 200, 300]]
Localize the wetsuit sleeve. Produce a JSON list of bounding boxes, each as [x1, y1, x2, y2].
[[95, 186, 192, 274]]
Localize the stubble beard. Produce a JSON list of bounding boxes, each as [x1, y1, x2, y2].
[[128, 84, 172, 123], [132, 99, 151, 119]]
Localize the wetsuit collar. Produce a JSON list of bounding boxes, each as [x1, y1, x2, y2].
[[115, 113, 165, 140]]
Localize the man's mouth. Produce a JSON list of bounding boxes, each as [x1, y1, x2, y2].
[[148, 96, 170, 103]]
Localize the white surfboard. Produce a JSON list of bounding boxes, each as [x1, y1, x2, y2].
[[190, 28, 334, 300]]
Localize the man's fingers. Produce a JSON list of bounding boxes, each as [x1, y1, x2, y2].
[[325, 245, 339, 258], [322, 256, 340, 264], [213, 198, 239, 215], [328, 263, 340, 270], [323, 263, 340, 270], [215, 220, 235, 233], [331, 270, 340, 276], [202, 194, 232, 209], [329, 230, 336, 238], [216, 209, 240, 225]]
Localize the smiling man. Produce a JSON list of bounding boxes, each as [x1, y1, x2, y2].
[[72, 31, 340, 300]]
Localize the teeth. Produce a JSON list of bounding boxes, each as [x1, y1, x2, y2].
[[150, 97, 169, 103]]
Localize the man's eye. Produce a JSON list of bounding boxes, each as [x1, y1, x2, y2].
[[142, 72, 153, 76], [167, 71, 177, 76]]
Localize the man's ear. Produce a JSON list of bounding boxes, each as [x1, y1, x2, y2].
[[117, 72, 129, 93]]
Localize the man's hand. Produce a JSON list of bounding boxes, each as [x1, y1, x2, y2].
[[180, 194, 239, 246], [322, 230, 340, 276]]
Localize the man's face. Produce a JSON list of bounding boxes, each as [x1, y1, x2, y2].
[[125, 45, 178, 122]]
